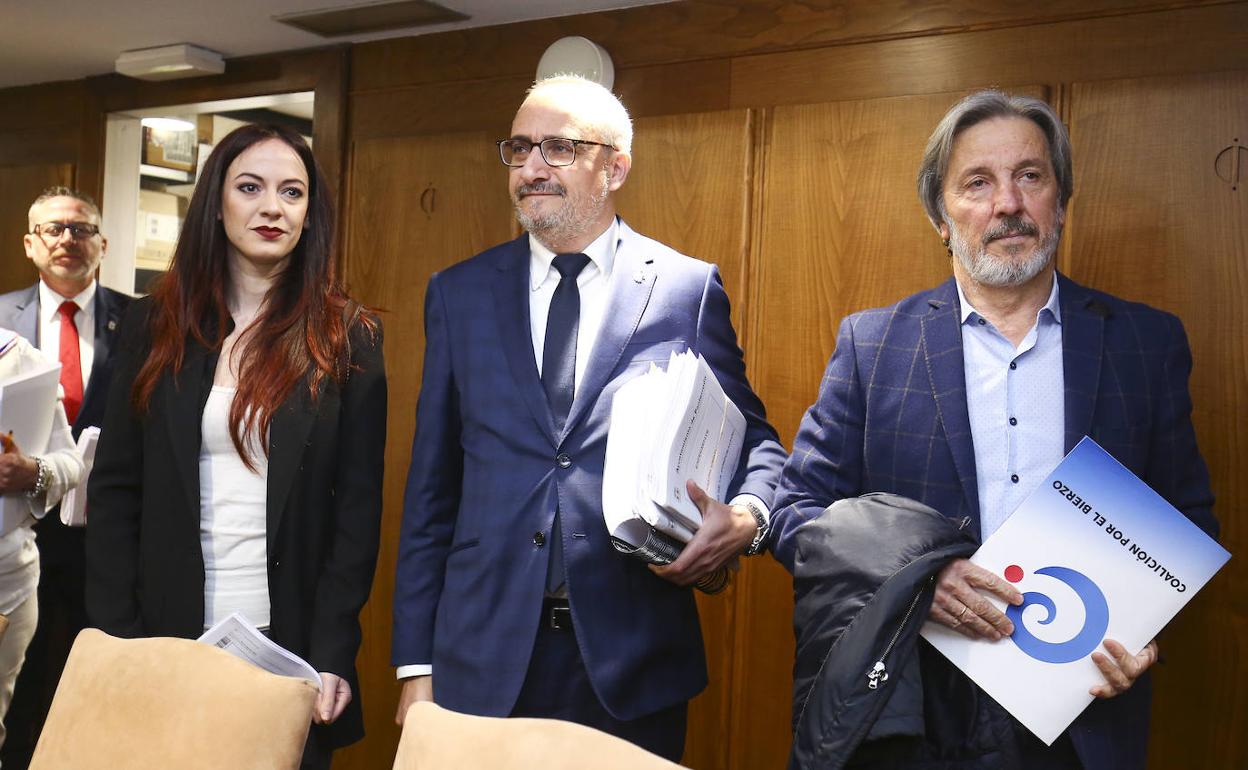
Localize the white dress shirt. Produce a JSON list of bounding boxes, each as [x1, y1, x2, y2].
[[957, 276, 1066, 539], [37, 280, 97, 391]]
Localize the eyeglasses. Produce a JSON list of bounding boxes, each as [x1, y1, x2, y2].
[[496, 137, 616, 168], [31, 222, 100, 241]]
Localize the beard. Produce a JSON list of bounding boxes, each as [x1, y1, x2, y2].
[[512, 169, 611, 248], [946, 211, 1063, 288]]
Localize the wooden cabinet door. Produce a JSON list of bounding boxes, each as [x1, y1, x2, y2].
[[1066, 70, 1248, 770], [336, 130, 514, 770], [0, 163, 73, 294]]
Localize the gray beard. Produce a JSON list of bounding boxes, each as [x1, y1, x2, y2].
[[513, 172, 611, 249], [947, 213, 1062, 288]]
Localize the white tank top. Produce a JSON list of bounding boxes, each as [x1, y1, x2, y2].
[[199, 386, 271, 630]]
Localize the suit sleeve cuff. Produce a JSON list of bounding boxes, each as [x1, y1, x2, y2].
[[397, 664, 432, 679], [730, 493, 770, 525]]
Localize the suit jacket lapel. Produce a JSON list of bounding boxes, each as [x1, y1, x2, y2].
[[562, 221, 656, 440], [79, 287, 125, 422], [266, 382, 318, 555], [489, 234, 559, 445], [920, 278, 982, 533], [164, 341, 217, 517], [13, 286, 38, 344], [1058, 273, 1106, 453]]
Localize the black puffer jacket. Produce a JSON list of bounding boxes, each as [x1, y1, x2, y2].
[[788, 493, 1022, 770]]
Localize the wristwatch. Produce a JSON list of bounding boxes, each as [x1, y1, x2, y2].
[[741, 499, 769, 556]]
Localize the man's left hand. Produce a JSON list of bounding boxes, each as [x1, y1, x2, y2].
[[1089, 638, 1158, 699], [650, 481, 756, 587]]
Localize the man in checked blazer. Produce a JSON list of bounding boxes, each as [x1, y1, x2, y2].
[[391, 76, 785, 761], [770, 91, 1216, 769]]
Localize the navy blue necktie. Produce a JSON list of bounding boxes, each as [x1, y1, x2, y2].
[[542, 253, 590, 431], [543, 253, 589, 593]]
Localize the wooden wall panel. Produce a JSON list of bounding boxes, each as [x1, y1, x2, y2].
[[729, 3, 1248, 109], [335, 131, 515, 770], [0, 163, 74, 295], [1065, 70, 1248, 769], [613, 108, 755, 770], [349, 0, 1226, 91]]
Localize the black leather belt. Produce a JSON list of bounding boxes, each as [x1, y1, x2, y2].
[[542, 598, 572, 631]]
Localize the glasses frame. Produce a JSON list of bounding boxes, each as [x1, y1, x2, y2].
[[31, 221, 101, 242], [496, 137, 617, 168]]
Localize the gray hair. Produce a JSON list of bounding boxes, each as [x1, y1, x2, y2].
[[917, 90, 1072, 229], [28, 185, 101, 229], [522, 74, 633, 156]]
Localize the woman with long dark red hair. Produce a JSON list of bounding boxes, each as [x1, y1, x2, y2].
[[85, 124, 385, 767]]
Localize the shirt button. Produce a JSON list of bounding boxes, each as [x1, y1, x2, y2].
[[977, 318, 986, 326], [1009, 417, 1018, 426], [533, 532, 546, 547], [1011, 474, 1020, 483], [556, 453, 572, 469], [1009, 361, 1017, 370]]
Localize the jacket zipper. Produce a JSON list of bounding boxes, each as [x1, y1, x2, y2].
[[866, 576, 933, 690]]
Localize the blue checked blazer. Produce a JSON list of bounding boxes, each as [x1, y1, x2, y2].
[[392, 219, 786, 721], [771, 272, 1216, 770]]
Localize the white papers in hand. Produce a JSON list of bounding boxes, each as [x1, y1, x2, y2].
[[603, 350, 745, 574], [0, 361, 62, 535], [198, 612, 323, 690], [59, 426, 100, 527]]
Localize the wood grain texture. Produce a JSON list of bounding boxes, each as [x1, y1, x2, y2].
[[349, 0, 1228, 92], [334, 131, 515, 770], [614, 109, 755, 770], [1065, 70, 1247, 770], [0, 163, 74, 295], [730, 3, 1248, 109]]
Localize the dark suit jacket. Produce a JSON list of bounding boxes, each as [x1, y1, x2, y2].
[[85, 297, 387, 747], [391, 220, 787, 721], [772, 273, 1217, 770], [0, 282, 131, 565]]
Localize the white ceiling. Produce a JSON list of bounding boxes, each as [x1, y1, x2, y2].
[[0, 0, 668, 90]]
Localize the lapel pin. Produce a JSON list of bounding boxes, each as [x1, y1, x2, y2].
[[108, 319, 117, 331]]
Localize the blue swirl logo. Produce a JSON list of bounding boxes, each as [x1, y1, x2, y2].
[[1005, 565, 1109, 664]]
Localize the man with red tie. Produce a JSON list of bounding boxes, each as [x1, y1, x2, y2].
[[0, 187, 131, 769]]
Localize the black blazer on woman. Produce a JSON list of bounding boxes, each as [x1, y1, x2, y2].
[[85, 297, 386, 747]]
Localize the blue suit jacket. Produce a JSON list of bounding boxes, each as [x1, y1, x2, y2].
[[0, 282, 131, 439], [392, 220, 786, 720], [772, 273, 1216, 770]]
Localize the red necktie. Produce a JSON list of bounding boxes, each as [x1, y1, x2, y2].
[[57, 300, 83, 425]]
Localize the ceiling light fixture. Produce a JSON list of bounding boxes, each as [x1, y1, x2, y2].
[[115, 44, 225, 81], [536, 37, 615, 89], [141, 117, 196, 132]]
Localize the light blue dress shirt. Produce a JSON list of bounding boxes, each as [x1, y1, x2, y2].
[[957, 276, 1065, 539]]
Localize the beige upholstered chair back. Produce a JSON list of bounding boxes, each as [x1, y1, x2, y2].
[[29, 629, 318, 770], [393, 701, 686, 769]]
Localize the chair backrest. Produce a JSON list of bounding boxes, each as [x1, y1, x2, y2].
[[29, 628, 318, 770], [392, 701, 686, 769]]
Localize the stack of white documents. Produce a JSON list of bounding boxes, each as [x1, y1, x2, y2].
[[603, 350, 745, 591], [0, 361, 62, 535]]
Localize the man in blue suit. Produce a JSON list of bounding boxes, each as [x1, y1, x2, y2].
[[771, 91, 1216, 769], [0, 187, 130, 768], [391, 75, 786, 760]]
